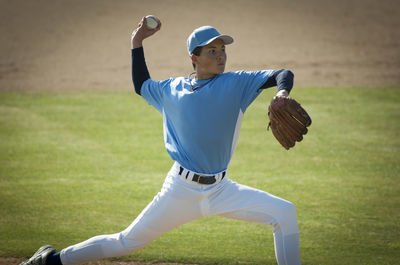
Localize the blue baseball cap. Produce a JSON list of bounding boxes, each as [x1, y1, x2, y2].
[[187, 26, 234, 55]]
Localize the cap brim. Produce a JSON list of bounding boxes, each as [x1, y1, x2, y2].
[[200, 34, 234, 47]]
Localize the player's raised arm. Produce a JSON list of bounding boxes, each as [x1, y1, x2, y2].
[[131, 16, 161, 95]]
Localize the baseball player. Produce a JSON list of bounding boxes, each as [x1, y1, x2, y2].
[[20, 17, 301, 265]]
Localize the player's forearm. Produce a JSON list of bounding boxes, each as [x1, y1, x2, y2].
[[260, 69, 294, 94], [276, 69, 294, 93], [131, 27, 145, 49], [131, 38, 143, 49], [131, 47, 150, 95]]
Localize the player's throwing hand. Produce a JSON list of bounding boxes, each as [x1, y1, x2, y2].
[[131, 16, 161, 48]]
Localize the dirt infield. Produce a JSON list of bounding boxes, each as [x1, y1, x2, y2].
[[1, 0, 399, 92], [0, 257, 200, 265]]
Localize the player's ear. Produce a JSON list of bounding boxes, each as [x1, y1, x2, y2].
[[190, 54, 198, 69], [190, 54, 196, 62]]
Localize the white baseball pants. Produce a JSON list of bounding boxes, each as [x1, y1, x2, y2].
[[60, 162, 300, 265]]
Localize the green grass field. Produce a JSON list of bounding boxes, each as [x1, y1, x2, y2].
[[0, 86, 399, 265]]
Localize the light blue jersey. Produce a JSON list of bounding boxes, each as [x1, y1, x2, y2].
[[141, 70, 273, 174]]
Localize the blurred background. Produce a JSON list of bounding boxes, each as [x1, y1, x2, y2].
[[0, 0, 399, 91]]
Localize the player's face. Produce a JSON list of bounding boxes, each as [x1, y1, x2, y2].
[[193, 39, 226, 79]]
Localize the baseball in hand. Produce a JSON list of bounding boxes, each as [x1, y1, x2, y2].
[[145, 15, 159, 29]]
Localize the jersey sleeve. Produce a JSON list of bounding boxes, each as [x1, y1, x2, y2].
[[235, 70, 274, 111], [140, 78, 172, 113]]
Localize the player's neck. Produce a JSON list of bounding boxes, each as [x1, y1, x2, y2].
[[195, 71, 218, 80]]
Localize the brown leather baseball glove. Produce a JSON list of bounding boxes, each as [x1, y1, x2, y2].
[[267, 96, 312, 150]]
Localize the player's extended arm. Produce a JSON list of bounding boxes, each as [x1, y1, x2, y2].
[[260, 69, 294, 97], [131, 16, 161, 95]]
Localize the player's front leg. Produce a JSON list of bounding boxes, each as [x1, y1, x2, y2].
[[209, 179, 301, 265]]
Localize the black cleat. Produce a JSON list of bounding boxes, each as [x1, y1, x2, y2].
[[20, 245, 56, 265]]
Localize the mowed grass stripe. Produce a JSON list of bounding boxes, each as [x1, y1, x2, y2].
[[0, 87, 399, 264]]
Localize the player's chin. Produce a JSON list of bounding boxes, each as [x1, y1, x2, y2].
[[216, 64, 225, 73]]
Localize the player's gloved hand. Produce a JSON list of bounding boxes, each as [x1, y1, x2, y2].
[[267, 95, 312, 150], [131, 16, 161, 49]]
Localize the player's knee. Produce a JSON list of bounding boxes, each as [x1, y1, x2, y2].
[[117, 233, 148, 254], [279, 200, 297, 222], [283, 200, 297, 216], [273, 200, 298, 234], [117, 225, 159, 255]]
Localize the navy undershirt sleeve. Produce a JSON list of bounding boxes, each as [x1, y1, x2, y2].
[[260, 69, 294, 93], [131, 47, 150, 95]]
